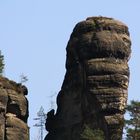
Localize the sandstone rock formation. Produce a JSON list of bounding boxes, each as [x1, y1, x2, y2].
[[0, 76, 29, 140], [45, 17, 131, 140]]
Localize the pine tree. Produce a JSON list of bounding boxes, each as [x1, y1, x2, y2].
[[125, 100, 140, 140], [81, 125, 104, 140], [0, 51, 4, 75]]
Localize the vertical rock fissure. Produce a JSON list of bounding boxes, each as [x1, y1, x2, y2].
[[0, 77, 29, 140], [45, 17, 131, 140]]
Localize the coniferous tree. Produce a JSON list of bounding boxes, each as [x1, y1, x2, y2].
[[125, 100, 140, 140], [0, 51, 4, 75], [81, 125, 104, 140]]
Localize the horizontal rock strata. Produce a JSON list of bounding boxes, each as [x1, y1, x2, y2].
[[45, 17, 131, 140], [0, 77, 29, 140]]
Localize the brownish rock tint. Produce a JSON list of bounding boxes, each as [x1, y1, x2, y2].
[[45, 17, 131, 140], [0, 77, 29, 140]]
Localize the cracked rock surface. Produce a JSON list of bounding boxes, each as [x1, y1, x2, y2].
[[45, 17, 131, 140], [0, 77, 29, 140]]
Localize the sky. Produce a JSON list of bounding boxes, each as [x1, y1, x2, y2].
[[0, 0, 140, 139]]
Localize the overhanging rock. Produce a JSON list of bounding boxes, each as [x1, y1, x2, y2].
[[45, 17, 131, 140]]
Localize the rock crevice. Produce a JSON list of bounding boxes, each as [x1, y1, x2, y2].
[[0, 77, 29, 140], [45, 17, 131, 140]]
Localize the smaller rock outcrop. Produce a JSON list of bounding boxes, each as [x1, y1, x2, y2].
[[0, 76, 29, 140]]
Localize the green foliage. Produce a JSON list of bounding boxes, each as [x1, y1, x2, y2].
[[125, 100, 140, 140], [81, 125, 105, 140], [0, 51, 4, 75]]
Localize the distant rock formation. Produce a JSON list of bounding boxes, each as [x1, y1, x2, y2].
[[0, 77, 29, 140], [45, 17, 131, 140]]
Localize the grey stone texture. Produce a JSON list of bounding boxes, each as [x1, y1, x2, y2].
[[0, 77, 29, 140], [45, 17, 131, 140]]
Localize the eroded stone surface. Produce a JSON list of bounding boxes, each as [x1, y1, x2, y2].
[[0, 77, 29, 140], [45, 17, 131, 140]]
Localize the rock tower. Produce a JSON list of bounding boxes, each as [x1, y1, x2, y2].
[[0, 77, 29, 140], [45, 17, 131, 140]]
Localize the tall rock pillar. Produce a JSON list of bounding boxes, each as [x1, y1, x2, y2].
[[45, 17, 131, 140], [0, 77, 29, 140]]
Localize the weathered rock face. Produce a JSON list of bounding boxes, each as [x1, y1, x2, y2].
[[45, 17, 131, 140], [0, 77, 29, 140]]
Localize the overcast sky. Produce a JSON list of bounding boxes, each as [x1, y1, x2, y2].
[[0, 0, 139, 139]]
